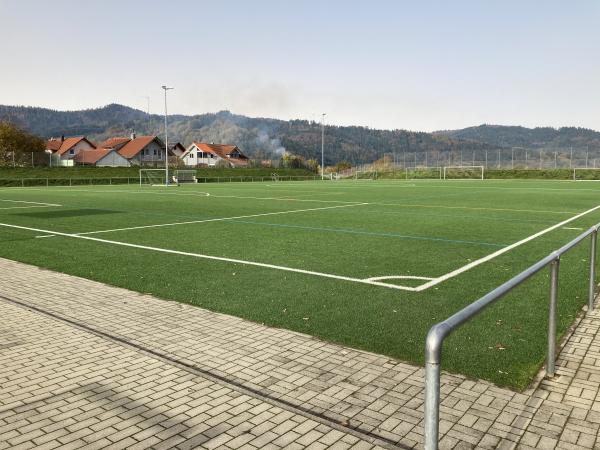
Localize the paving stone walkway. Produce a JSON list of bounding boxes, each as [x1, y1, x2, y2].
[[0, 257, 599, 449]]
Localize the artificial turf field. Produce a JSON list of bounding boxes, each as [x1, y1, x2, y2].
[[1, 178, 600, 390]]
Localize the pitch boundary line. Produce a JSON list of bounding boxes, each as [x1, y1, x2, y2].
[[0, 222, 420, 292], [74, 202, 369, 236], [412, 204, 600, 291], [1, 204, 598, 292]]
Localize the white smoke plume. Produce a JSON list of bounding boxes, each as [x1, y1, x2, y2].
[[257, 130, 285, 156]]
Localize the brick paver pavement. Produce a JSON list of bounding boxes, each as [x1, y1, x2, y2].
[[0, 257, 599, 449]]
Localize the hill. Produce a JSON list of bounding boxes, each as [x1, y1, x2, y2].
[[435, 124, 600, 150], [0, 104, 500, 165], [1, 104, 599, 165]]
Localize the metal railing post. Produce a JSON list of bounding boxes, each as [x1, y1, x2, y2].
[[589, 230, 597, 312], [424, 325, 445, 450], [547, 257, 560, 377]]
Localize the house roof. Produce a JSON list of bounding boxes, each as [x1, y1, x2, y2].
[[99, 137, 131, 150], [45, 136, 96, 155], [74, 148, 114, 164], [118, 136, 163, 159], [187, 142, 247, 158]]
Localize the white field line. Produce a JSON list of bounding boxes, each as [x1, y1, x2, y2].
[[0, 221, 419, 292], [563, 227, 583, 230], [0, 187, 579, 213], [0, 205, 60, 210], [0, 200, 61, 206], [366, 275, 434, 281], [75, 202, 369, 236], [366, 202, 577, 215], [413, 204, 600, 292]]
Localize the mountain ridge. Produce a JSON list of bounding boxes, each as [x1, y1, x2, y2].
[[1, 104, 598, 164]]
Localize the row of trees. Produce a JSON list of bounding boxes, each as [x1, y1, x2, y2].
[[0, 122, 46, 167]]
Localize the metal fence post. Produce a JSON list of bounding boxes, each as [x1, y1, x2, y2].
[[547, 257, 560, 377], [589, 230, 597, 312], [424, 325, 445, 450]]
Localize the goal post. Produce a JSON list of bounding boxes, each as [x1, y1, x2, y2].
[[174, 170, 197, 183], [573, 168, 600, 181], [354, 170, 378, 180], [140, 169, 168, 186], [443, 165, 485, 180], [405, 167, 442, 180]]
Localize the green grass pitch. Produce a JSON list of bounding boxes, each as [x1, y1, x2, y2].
[[1, 178, 599, 390]]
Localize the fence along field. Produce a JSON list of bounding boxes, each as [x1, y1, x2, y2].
[[0, 178, 599, 389]]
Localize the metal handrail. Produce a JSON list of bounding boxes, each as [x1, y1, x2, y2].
[[424, 223, 599, 450]]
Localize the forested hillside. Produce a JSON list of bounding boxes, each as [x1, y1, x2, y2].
[[1, 104, 598, 165]]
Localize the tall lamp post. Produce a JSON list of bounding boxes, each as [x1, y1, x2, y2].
[[321, 113, 326, 180], [162, 85, 174, 186]]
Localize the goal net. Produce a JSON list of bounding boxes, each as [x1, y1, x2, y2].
[[573, 168, 600, 181], [405, 167, 442, 179], [140, 169, 167, 186], [354, 170, 378, 180], [443, 166, 484, 180], [174, 170, 197, 183]]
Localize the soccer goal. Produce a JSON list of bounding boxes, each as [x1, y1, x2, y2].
[[405, 167, 442, 180], [354, 170, 378, 180], [139, 169, 167, 186], [174, 170, 197, 183], [443, 166, 484, 180], [573, 168, 600, 181]]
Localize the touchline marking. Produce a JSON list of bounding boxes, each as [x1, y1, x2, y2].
[[563, 227, 583, 230], [75, 203, 369, 236], [0, 205, 60, 210], [0, 222, 419, 292], [413, 204, 600, 291], [0, 200, 61, 206]]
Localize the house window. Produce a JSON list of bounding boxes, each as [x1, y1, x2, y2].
[[153, 149, 157, 156], [69, 149, 74, 155]]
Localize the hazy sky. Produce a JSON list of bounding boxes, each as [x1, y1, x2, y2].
[[1, 0, 598, 131]]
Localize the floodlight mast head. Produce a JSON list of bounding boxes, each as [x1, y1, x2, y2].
[[161, 85, 174, 186]]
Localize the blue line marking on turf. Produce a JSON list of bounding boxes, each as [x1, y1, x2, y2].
[[228, 220, 506, 247]]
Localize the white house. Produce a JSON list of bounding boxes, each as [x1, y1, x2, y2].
[[45, 136, 96, 160], [74, 148, 130, 167], [181, 142, 249, 168]]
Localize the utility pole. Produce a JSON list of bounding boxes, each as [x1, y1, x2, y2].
[[321, 113, 326, 179], [162, 85, 174, 186]]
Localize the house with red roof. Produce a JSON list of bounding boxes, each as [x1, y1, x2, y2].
[[45, 136, 96, 161], [74, 148, 130, 167], [181, 142, 249, 168], [95, 133, 167, 166]]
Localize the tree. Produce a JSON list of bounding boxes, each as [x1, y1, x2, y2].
[[0, 122, 45, 167]]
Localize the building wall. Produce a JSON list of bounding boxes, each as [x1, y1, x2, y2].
[[96, 152, 130, 167], [183, 145, 219, 167], [127, 140, 166, 166], [61, 140, 95, 160]]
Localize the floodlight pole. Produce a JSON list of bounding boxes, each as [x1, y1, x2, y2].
[[321, 113, 326, 180], [162, 85, 174, 186]]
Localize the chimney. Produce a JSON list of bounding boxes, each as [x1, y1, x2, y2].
[[130, 130, 136, 140], [61, 135, 65, 142]]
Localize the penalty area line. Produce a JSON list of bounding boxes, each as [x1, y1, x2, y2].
[[416, 203, 600, 291], [75, 202, 369, 236], [0, 221, 418, 292]]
